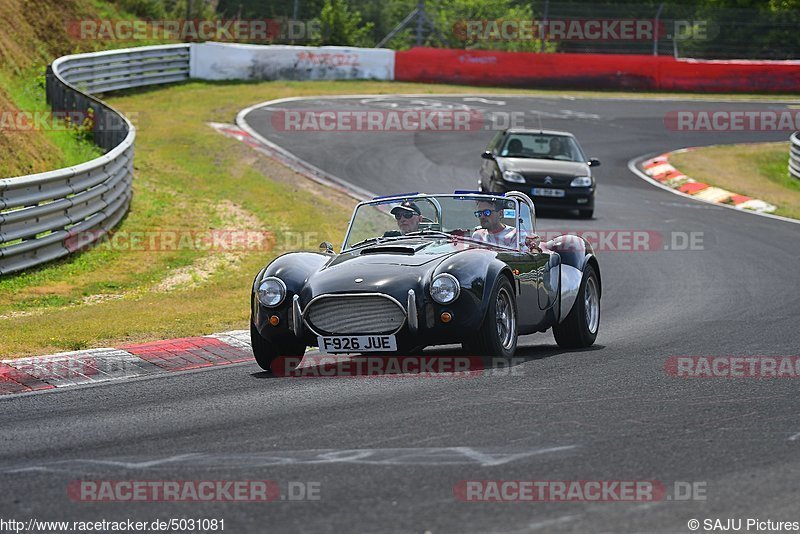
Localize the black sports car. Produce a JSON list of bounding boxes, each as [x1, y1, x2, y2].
[[479, 129, 600, 218], [250, 192, 601, 371]]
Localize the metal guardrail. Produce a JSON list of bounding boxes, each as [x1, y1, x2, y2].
[[790, 132, 800, 181], [0, 44, 190, 276]]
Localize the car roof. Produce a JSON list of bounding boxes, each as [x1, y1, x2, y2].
[[504, 129, 576, 138]]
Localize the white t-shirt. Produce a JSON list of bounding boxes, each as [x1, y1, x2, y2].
[[472, 225, 518, 248]]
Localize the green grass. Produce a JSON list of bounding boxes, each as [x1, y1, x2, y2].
[[670, 142, 800, 220]]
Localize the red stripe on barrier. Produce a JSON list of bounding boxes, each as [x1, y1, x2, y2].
[[121, 337, 251, 371], [395, 48, 800, 93]]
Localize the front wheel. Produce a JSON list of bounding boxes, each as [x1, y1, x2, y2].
[[250, 322, 306, 372], [465, 276, 517, 359], [578, 208, 594, 219], [553, 264, 600, 348]]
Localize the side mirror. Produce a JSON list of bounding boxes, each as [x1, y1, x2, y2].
[[588, 158, 601, 167], [319, 241, 334, 254], [481, 151, 495, 160]]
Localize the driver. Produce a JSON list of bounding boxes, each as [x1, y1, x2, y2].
[[471, 199, 517, 247], [390, 201, 422, 235]]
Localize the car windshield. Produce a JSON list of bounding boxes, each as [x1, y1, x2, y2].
[[499, 133, 585, 162], [342, 194, 520, 251]]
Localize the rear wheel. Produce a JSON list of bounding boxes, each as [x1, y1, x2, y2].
[[553, 264, 600, 348], [464, 276, 517, 359], [250, 322, 305, 372]]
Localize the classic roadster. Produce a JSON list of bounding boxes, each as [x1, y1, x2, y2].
[[250, 192, 600, 371]]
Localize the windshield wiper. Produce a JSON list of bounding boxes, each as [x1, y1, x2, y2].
[[404, 229, 453, 239], [348, 237, 384, 249]]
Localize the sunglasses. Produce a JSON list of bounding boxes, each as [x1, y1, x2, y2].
[[394, 212, 417, 220], [474, 209, 497, 218]]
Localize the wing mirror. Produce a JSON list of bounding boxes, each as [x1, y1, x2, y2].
[[319, 241, 334, 254], [481, 151, 495, 160], [588, 158, 601, 167]]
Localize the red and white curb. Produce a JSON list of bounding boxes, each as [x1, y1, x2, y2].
[[0, 330, 253, 396], [640, 150, 777, 213]]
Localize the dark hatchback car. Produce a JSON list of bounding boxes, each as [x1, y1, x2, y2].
[[479, 129, 600, 218]]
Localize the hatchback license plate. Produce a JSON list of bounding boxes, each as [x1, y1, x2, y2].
[[532, 187, 566, 198], [317, 335, 397, 353]]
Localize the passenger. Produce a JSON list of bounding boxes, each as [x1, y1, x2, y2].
[[471, 199, 517, 248], [549, 137, 570, 159]]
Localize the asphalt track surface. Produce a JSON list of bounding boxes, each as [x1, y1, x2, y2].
[[2, 96, 800, 534]]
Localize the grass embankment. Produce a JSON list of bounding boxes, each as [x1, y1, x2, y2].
[[1, 70, 797, 357], [0, 0, 179, 177], [670, 142, 800, 220]]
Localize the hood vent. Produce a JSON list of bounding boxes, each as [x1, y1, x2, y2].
[[360, 246, 417, 255]]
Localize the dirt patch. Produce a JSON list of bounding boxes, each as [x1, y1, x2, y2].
[[153, 200, 264, 292]]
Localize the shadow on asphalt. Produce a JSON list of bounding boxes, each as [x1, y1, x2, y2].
[[250, 343, 606, 379]]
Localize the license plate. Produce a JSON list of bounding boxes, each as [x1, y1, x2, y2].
[[532, 187, 565, 198], [317, 335, 397, 353]]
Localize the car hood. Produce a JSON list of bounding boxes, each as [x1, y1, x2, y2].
[[301, 239, 476, 299], [499, 157, 590, 176]]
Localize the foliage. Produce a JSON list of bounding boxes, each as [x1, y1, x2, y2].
[[312, 0, 374, 47]]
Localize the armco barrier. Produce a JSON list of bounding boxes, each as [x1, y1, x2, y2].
[[790, 132, 800, 181], [0, 44, 191, 276], [395, 48, 800, 93], [0, 43, 393, 276]]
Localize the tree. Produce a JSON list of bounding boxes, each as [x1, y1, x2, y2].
[[313, 0, 374, 47]]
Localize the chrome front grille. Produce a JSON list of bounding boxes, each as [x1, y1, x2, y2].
[[304, 294, 406, 335], [525, 174, 573, 187]]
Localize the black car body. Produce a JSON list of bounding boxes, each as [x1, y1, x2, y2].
[[250, 192, 601, 371], [479, 129, 600, 218]]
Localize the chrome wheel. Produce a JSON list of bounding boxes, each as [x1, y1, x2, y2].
[[584, 275, 600, 335], [495, 287, 517, 350]]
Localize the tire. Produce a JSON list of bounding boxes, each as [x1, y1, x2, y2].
[[578, 209, 594, 219], [250, 322, 305, 372], [553, 264, 600, 348], [465, 276, 517, 359]]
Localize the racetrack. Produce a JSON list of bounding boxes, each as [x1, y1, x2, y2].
[[2, 95, 799, 533]]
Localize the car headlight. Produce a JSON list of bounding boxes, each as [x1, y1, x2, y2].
[[570, 176, 593, 187], [257, 277, 286, 307], [502, 170, 526, 183], [431, 273, 460, 304]]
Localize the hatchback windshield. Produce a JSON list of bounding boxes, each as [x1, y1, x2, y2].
[[343, 194, 520, 251], [499, 133, 585, 162]]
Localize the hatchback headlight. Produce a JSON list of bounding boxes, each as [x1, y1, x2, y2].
[[257, 277, 286, 307], [502, 170, 526, 183], [570, 176, 593, 187], [431, 274, 460, 304]]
